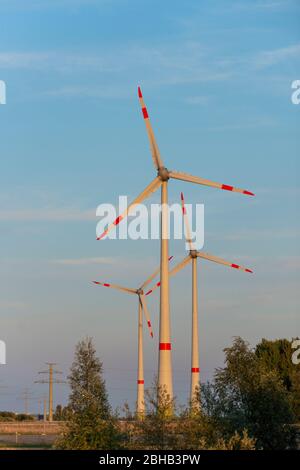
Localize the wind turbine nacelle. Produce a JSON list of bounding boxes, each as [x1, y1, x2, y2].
[[158, 167, 170, 181]]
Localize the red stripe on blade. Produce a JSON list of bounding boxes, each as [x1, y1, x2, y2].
[[148, 321, 151, 327], [97, 229, 108, 240], [114, 215, 123, 226], [103, 283, 110, 287], [159, 343, 171, 350], [138, 87, 142, 98], [246, 268, 253, 273], [191, 367, 200, 373], [231, 264, 239, 269], [243, 190, 255, 196], [222, 184, 233, 191], [168, 256, 174, 261], [142, 107, 149, 119], [145, 290, 152, 296]]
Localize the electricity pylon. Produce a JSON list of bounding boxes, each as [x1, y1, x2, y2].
[[16, 388, 35, 415], [34, 363, 66, 422], [37, 395, 47, 421]]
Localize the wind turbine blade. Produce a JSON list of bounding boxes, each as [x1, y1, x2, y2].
[[169, 171, 254, 196], [138, 86, 164, 170], [139, 294, 154, 338], [92, 281, 137, 294], [169, 254, 192, 277], [140, 255, 174, 290], [146, 255, 192, 296], [180, 192, 195, 251], [197, 252, 253, 273], [97, 176, 162, 240]]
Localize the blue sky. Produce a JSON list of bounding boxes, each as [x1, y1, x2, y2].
[[0, 0, 299, 413]]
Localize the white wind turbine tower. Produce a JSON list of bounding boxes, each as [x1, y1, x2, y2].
[[97, 87, 254, 404], [146, 192, 253, 410], [93, 257, 173, 417]]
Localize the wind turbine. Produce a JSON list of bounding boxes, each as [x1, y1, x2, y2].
[[97, 87, 254, 403], [146, 192, 253, 410], [93, 257, 173, 417]]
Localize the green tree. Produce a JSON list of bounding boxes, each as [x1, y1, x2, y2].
[[206, 337, 297, 449], [128, 383, 179, 450], [256, 338, 300, 419], [56, 337, 122, 449], [177, 404, 256, 450], [53, 404, 72, 421]]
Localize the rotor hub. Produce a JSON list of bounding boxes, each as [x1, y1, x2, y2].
[[158, 167, 170, 181], [190, 250, 198, 259], [137, 288, 143, 295]]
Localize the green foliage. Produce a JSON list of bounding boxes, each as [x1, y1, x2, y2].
[[55, 335, 299, 450], [127, 383, 179, 450], [256, 338, 300, 419], [122, 381, 256, 450], [0, 411, 16, 422], [15, 413, 35, 421], [53, 404, 72, 421], [56, 337, 122, 450], [203, 337, 297, 449], [0, 411, 35, 422]]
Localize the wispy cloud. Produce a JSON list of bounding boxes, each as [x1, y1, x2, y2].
[[0, 51, 118, 72], [44, 85, 129, 99], [205, 116, 278, 131], [217, 228, 300, 241], [0, 0, 108, 10], [253, 44, 300, 69], [0, 52, 49, 69], [52, 257, 116, 266], [232, 0, 294, 11], [0, 42, 233, 88], [0, 208, 95, 222], [184, 95, 210, 105]]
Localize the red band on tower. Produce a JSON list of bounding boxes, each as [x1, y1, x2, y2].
[[191, 367, 200, 373], [159, 343, 171, 350]]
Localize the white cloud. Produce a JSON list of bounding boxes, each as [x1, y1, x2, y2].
[[184, 96, 210, 105], [0, 208, 95, 222], [0, 42, 233, 88], [0, 52, 50, 69], [219, 228, 300, 241], [254, 44, 300, 68], [0, 0, 108, 10], [205, 116, 278, 131], [232, 0, 294, 11], [52, 257, 116, 266]]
